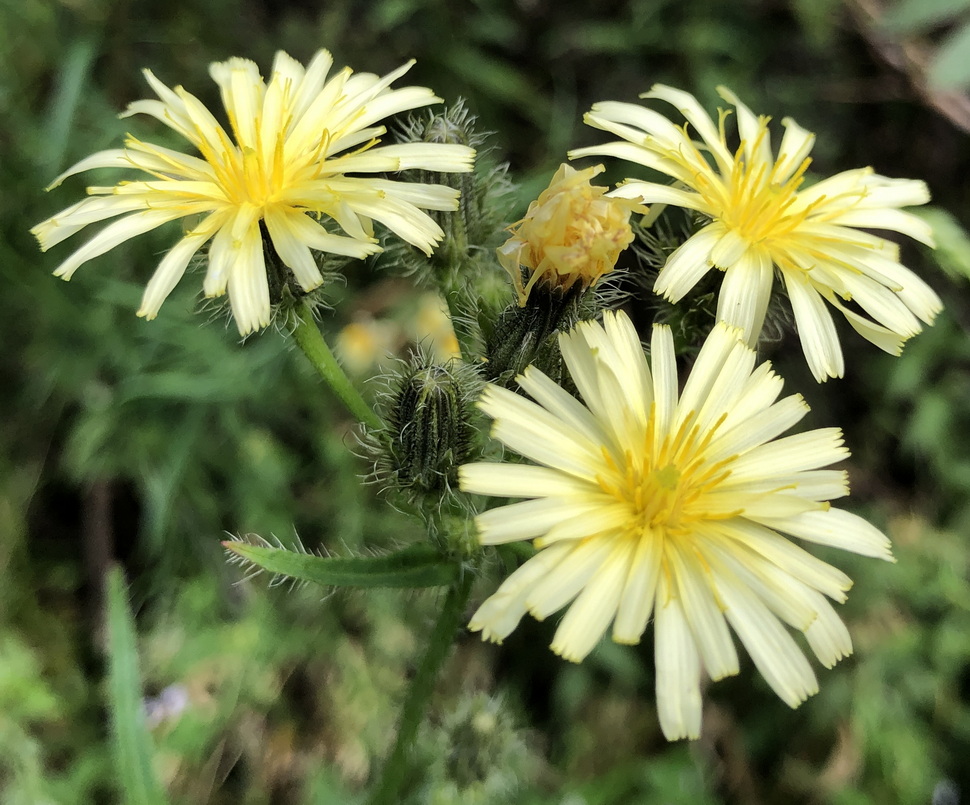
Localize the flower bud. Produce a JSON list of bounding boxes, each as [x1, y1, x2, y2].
[[499, 163, 643, 306], [418, 693, 535, 804], [483, 283, 578, 384], [379, 356, 482, 499], [394, 104, 510, 274], [388, 106, 513, 362]]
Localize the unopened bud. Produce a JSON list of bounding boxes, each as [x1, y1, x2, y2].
[[381, 357, 481, 498], [483, 283, 579, 384], [418, 693, 535, 804], [396, 103, 507, 271], [387, 107, 513, 363]]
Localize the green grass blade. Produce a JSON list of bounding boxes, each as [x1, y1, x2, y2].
[[223, 541, 459, 588], [41, 35, 99, 170], [105, 566, 168, 805]]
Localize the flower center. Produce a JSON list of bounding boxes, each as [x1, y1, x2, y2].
[[192, 106, 333, 211], [220, 133, 290, 208], [597, 409, 737, 539], [637, 461, 688, 530], [711, 125, 814, 246]]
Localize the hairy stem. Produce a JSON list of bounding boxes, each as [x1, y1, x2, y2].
[[290, 301, 382, 430], [368, 571, 474, 804]]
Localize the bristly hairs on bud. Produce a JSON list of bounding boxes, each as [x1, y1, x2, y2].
[[479, 266, 631, 391], [384, 103, 516, 363], [392, 102, 514, 283], [480, 282, 581, 386], [362, 347, 485, 538], [416, 692, 537, 804], [630, 210, 793, 356]]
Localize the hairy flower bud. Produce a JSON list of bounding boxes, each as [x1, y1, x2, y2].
[[498, 163, 643, 306], [418, 694, 535, 804], [394, 104, 511, 274], [379, 356, 482, 499], [483, 283, 579, 384], [390, 105, 514, 361]]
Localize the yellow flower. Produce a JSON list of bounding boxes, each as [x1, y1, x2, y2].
[[334, 318, 399, 376], [32, 50, 475, 335], [460, 310, 891, 740], [412, 292, 461, 361], [497, 164, 642, 305], [570, 86, 942, 381]]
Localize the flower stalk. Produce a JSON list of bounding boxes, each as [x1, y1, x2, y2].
[[368, 570, 474, 805], [291, 302, 383, 431]]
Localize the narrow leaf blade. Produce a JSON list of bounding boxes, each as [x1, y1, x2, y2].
[[105, 566, 167, 805], [223, 542, 458, 588]]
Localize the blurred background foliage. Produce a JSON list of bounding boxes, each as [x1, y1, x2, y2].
[[2, 0, 970, 803]]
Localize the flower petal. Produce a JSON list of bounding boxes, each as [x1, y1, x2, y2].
[[525, 537, 615, 620], [784, 270, 845, 382], [469, 542, 574, 643], [716, 247, 773, 346], [655, 577, 704, 741], [137, 214, 222, 318], [225, 214, 270, 336], [757, 507, 894, 560], [51, 209, 184, 280], [653, 225, 720, 302], [717, 570, 819, 708], [551, 539, 635, 661]]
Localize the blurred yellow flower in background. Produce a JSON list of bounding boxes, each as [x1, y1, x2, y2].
[[33, 50, 475, 335], [335, 292, 459, 375], [412, 292, 461, 361], [497, 164, 643, 305], [334, 318, 399, 376], [571, 85, 942, 381], [461, 310, 892, 740]]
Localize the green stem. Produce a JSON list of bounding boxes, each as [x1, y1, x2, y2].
[[290, 302, 382, 430], [368, 571, 474, 805]]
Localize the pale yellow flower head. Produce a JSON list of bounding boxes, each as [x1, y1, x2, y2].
[[334, 318, 399, 376], [498, 164, 641, 305], [570, 86, 943, 381], [32, 50, 475, 335], [412, 292, 461, 361], [461, 310, 892, 741]]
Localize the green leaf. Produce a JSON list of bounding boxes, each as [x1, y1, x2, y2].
[[929, 19, 970, 88], [883, 0, 970, 33], [913, 206, 970, 281], [105, 567, 167, 805], [441, 46, 551, 125], [223, 541, 459, 588], [41, 35, 99, 170]]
